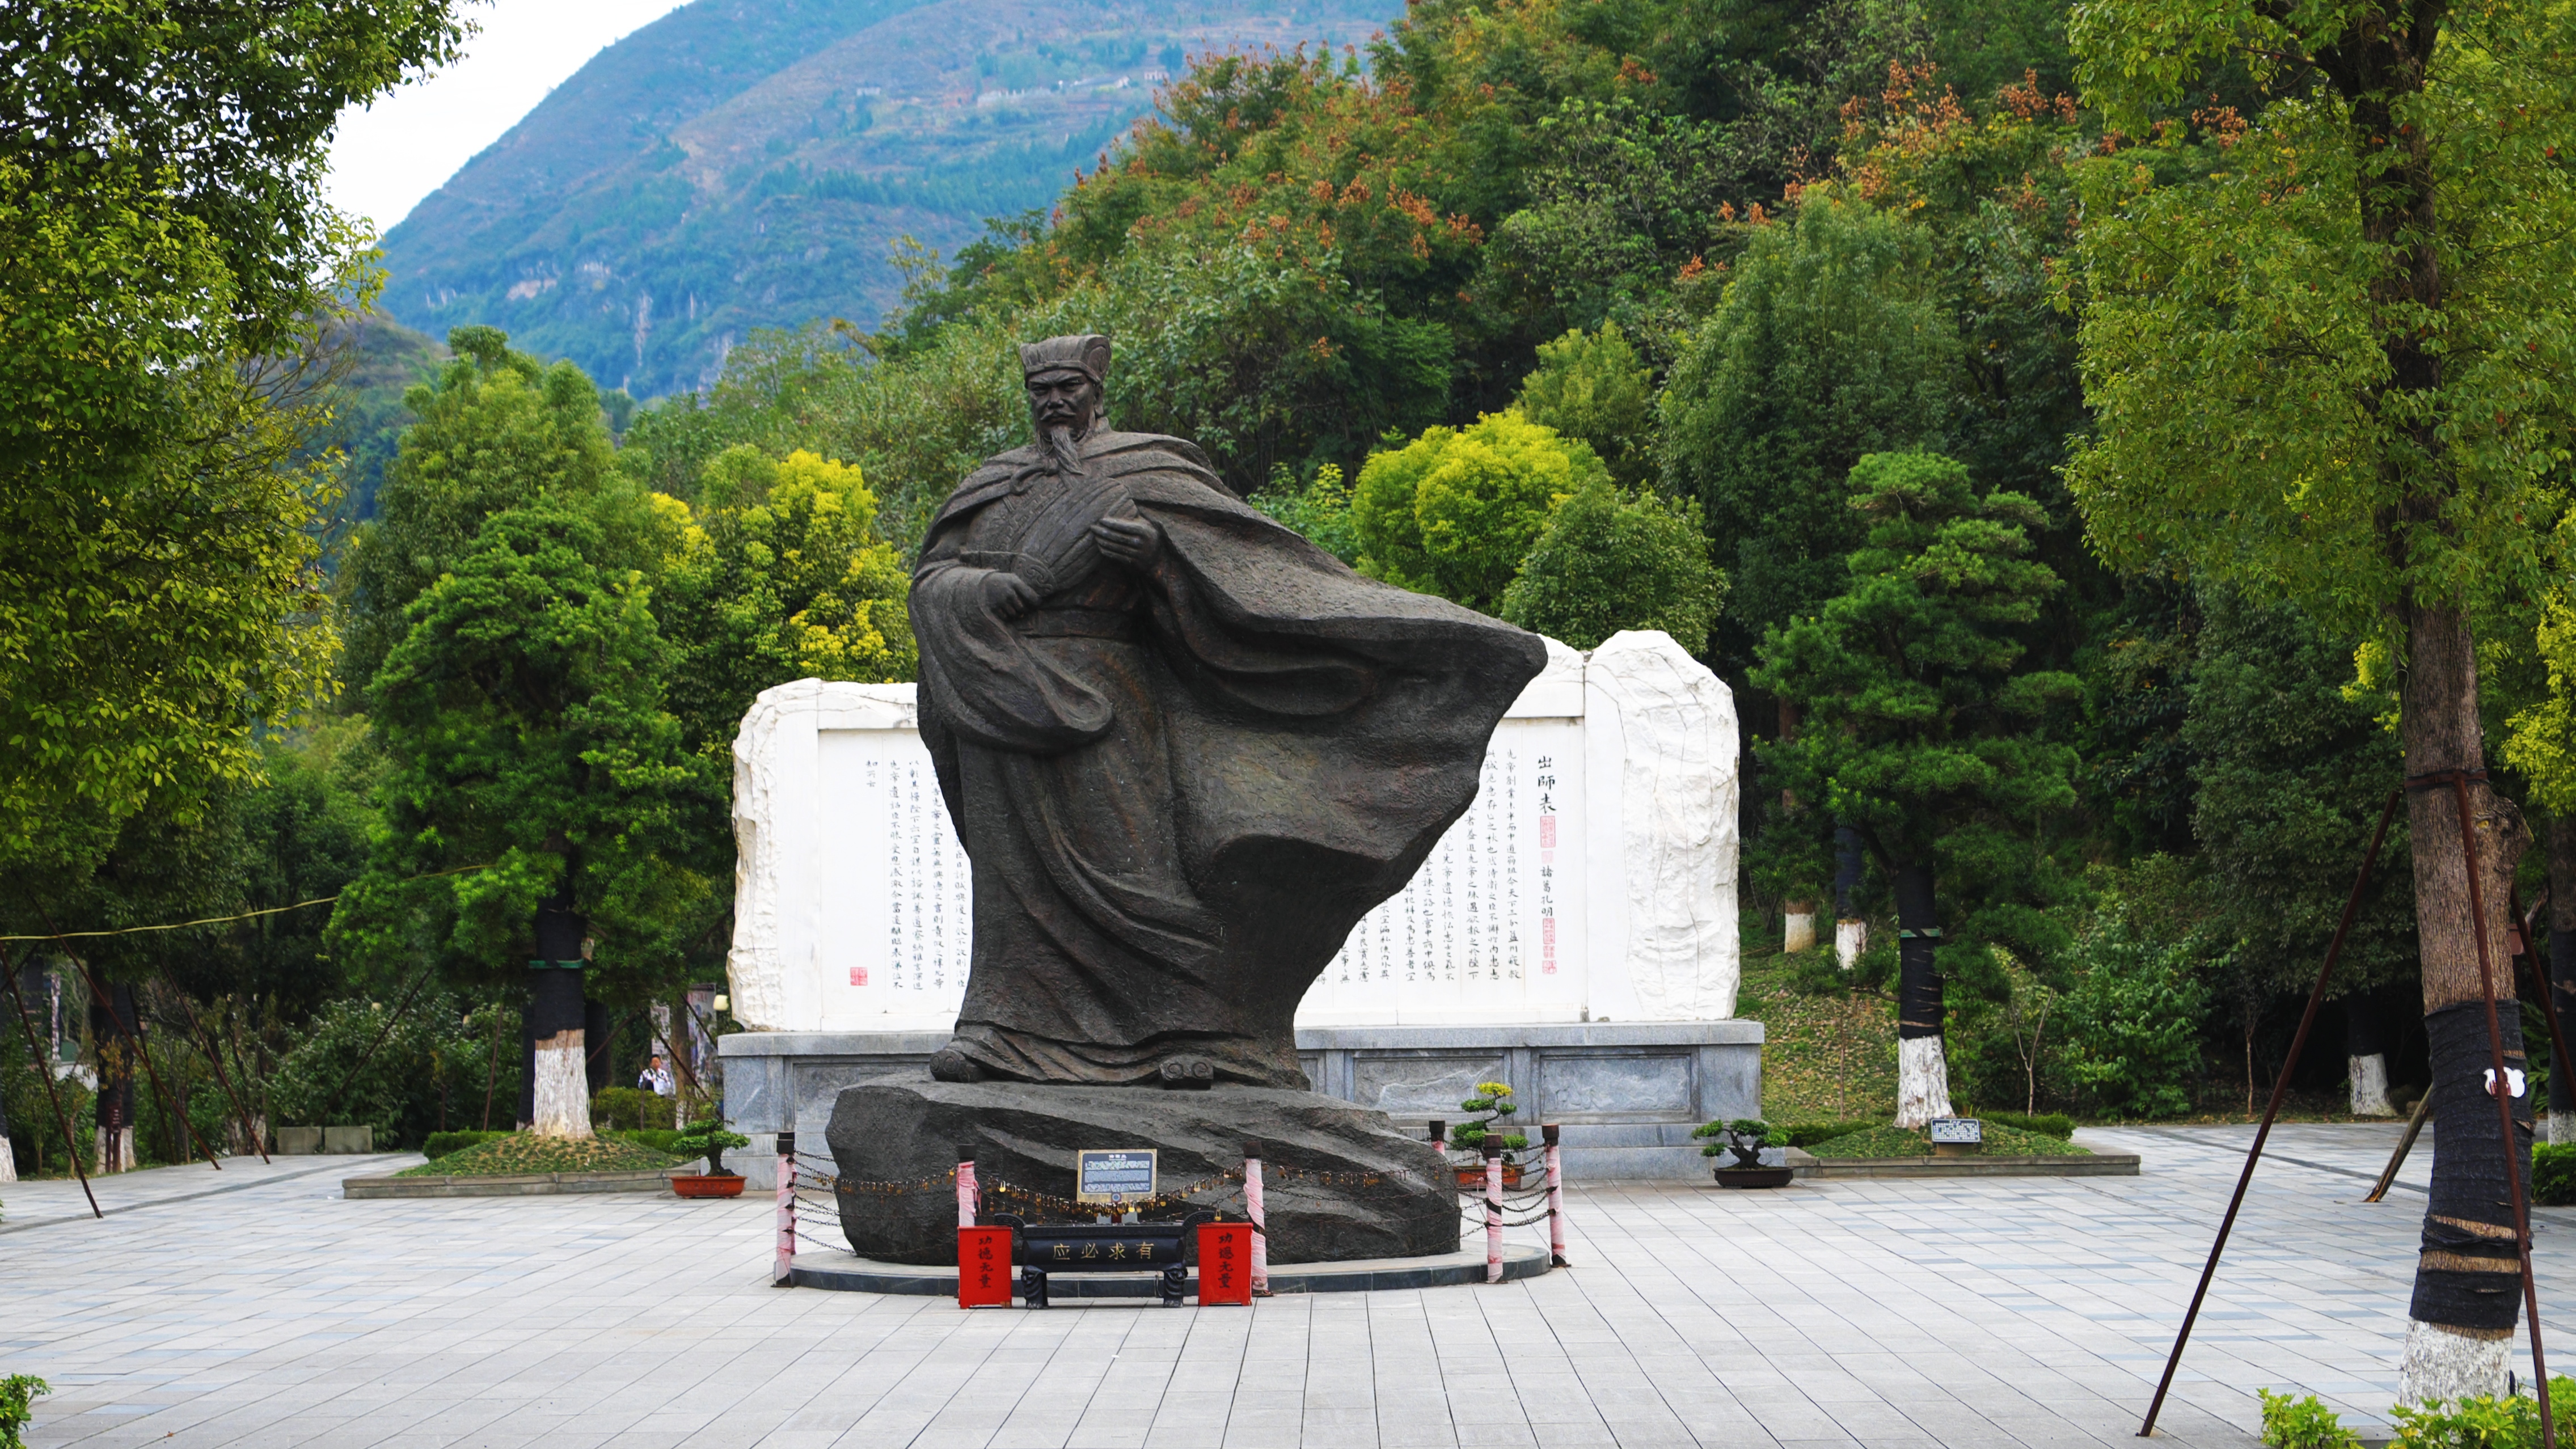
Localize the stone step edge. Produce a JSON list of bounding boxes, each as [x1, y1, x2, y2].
[[1790, 1154, 2141, 1180], [787, 1241, 1553, 1295], [343, 1167, 691, 1198]]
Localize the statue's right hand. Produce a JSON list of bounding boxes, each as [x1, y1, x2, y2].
[[982, 571, 1041, 619]]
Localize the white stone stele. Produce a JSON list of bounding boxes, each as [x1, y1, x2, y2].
[[2350, 1052, 2394, 1117], [726, 629, 1740, 1034], [1894, 1037, 1955, 1130]]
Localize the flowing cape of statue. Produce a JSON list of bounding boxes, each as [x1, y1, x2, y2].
[[911, 429, 1548, 1086]]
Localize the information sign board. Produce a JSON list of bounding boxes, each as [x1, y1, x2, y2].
[[1075, 1148, 1158, 1205]]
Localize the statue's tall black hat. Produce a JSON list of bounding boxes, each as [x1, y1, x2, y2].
[[1019, 333, 1111, 384]]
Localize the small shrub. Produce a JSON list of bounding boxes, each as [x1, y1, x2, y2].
[[2258, 1389, 2359, 1448], [0, 1375, 48, 1449], [423, 1130, 514, 1161], [2533, 1143, 2576, 1207], [1780, 1120, 1878, 1148], [2385, 1377, 2576, 1447], [611, 1127, 685, 1156], [1980, 1111, 2076, 1141], [590, 1086, 665, 1131], [2055, 916, 2209, 1119]]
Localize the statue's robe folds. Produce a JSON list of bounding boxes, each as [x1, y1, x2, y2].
[[911, 430, 1547, 1086]]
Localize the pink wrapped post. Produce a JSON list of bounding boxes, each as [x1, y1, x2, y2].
[[773, 1131, 798, 1287], [1483, 1138, 1505, 1283], [1543, 1123, 1568, 1268], [956, 1144, 979, 1228], [1243, 1139, 1270, 1296]]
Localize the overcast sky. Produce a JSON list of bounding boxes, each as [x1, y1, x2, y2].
[[326, 0, 692, 234]]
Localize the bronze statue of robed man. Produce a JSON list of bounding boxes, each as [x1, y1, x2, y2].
[[909, 333, 1546, 1090]]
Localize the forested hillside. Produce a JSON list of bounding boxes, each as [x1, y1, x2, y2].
[[377, 0, 1399, 397]]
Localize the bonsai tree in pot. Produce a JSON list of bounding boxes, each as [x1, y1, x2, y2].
[[671, 1113, 750, 1181], [1696, 1118, 1793, 1187], [1449, 1082, 1531, 1185]]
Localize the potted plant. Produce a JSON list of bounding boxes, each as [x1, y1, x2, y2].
[[1696, 1118, 1794, 1188], [1449, 1081, 1530, 1189], [669, 1113, 751, 1199]]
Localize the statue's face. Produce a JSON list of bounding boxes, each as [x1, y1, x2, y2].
[[1027, 372, 1099, 433]]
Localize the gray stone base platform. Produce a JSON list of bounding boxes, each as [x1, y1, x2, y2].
[[787, 1241, 1552, 1295], [722, 1019, 1761, 1187]]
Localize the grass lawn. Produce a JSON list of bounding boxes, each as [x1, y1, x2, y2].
[[397, 1134, 680, 1178], [1805, 1122, 2090, 1158], [1732, 925, 1899, 1126]]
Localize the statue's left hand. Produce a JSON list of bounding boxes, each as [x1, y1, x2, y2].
[[1092, 516, 1161, 567]]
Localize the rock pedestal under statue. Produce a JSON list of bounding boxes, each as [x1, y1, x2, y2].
[[826, 1075, 1456, 1264]]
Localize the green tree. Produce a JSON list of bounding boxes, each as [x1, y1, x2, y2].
[[1661, 195, 1960, 670], [333, 504, 708, 1140], [1500, 478, 1729, 652], [2185, 590, 2415, 1112], [0, 1, 466, 877], [1752, 451, 2079, 1128], [341, 327, 626, 688], [2067, 0, 2576, 1394], [1353, 411, 1611, 612], [657, 445, 915, 751], [1514, 323, 1659, 488]]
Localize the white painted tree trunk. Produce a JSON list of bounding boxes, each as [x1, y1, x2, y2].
[[2552, 1110, 2573, 1146], [1895, 1036, 1954, 1129], [531, 1029, 593, 1138], [1783, 905, 1816, 954], [0, 1137, 16, 1182], [2398, 1320, 2511, 1406], [2350, 1054, 2394, 1116], [1835, 919, 1866, 971], [94, 1124, 135, 1173]]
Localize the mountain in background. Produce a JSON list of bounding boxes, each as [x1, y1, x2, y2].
[[376, 0, 1400, 399]]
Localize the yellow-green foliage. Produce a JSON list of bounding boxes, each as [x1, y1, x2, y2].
[[657, 446, 914, 751], [1352, 411, 1610, 612], [2505, 581, 2576, 814]]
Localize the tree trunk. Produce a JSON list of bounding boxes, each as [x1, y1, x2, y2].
[[527, 892, 593, 1140], [1891, 861, 1952, 1128], [90, 981, 137, 1173], [2348, 992, 2393, 1117], [2396, 604, 2534, 1404], [2550, 816, 2576, 1146], [1833, 825, 1868, 970], [1783, 902, 1816, 954]]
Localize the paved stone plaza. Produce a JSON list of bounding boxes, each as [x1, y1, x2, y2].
[[6, 1122, 2573, 1448]]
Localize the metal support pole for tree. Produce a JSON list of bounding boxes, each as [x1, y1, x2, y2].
[[2139, 791, 2399, 1438], [2443, 770, 2552, 1444], [167, 979, 268, 1163], [1, 948, 98, 1218]]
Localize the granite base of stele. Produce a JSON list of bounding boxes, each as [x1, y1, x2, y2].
[[826, 1074, 1458, 1266]]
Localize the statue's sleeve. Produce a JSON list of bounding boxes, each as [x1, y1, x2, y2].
[[910, 504, 1117, 756]]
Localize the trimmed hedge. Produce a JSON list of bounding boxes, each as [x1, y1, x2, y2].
[[2535, 1142, 2576, 1206], [1780, 1120, 1878, 1148], [423, 1130, 514, 1161], [1978, 1111, 2076, 1141]]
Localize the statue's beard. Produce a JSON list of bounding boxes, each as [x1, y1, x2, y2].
[[1037, 420, 1087, 479]]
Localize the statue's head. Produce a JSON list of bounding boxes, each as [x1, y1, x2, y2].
[[1019, 333, 1110, 441]]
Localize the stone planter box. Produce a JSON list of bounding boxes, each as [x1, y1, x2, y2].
[[275, 1126, 323, 1155], [1794, 1153, 2140, 1180], [343, 1167, 682, 1199], [322, 1125, 374, 1154]]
